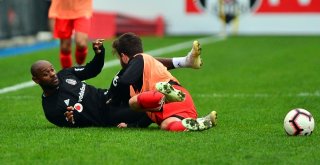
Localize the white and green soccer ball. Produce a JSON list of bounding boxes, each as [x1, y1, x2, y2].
[[283, 108, 315, 136]]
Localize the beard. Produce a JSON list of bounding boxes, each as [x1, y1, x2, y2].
[[40, 82, 59, 91], [120, 60, 127, 68]]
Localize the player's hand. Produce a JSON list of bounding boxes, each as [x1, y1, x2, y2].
[[92, 39, 105, 54], [117, 122, 128, 128], [64, 106, 75, 124]]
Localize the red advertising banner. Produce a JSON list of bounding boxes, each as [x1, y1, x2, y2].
[[185, 0, 202, 13], [256, 0, 320, 13]]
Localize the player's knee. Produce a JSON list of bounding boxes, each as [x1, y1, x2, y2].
[[61, 39, 72, 48], [129, 96, 139, 111], [61, 48, 71, 53], [75, 37, 88, 49], [137, 91, 165, 109], [76, 42, 87, 49]]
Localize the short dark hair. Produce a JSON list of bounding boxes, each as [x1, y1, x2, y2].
[[112, 32, 143, 57]]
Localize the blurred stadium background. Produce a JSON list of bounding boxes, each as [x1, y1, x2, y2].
[[1, 0, 319, 50]]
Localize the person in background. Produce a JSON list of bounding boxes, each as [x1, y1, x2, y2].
[[48, 0, 92, 68]]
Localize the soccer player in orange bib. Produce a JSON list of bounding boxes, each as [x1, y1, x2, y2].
[[48, 0, 92, 68], [109, 32, 217, 132]]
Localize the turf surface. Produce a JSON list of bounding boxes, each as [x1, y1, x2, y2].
[[0, 35, 319, 164]]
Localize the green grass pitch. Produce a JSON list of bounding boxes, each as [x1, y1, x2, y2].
[[0, 35, 319, 164]]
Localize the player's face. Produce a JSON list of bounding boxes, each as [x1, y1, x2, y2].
[[34, 63, 59, 89]]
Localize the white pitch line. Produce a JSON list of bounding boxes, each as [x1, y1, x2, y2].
[[194, 92, 320, 98], [0, 35, 226, 95], [0, 81, 36, 94]]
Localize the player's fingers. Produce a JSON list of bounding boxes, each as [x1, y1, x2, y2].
[[92, 39, 104, 44], [92, 42, 102, 50], [64, 111, 70, 116], [67, 115, 72, 121], [66, 106, 74, 111], [96, 39, 105, 43], [117, 123, 124, 128], [92, 42, 99, 48], [65, 113, 71, 122], [65, 109, 73, 114], [117, 123, 127, 128], [92, 39, 99, 44], [71, 116, 75, 124], [66, 114, 74, 123]]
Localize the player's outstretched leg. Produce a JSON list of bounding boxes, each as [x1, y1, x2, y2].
[[186, 40, 202, 69], [182, 111, 217, 131], [155, 82, 185, 102]]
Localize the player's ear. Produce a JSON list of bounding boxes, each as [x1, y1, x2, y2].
[[120, 53, 126, 57], [120, 53, 130, 64]]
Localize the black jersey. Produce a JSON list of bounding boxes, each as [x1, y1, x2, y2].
[[42, 50, 108, 127], [41, 49, 152, 128], [106, 55, 144, 105]]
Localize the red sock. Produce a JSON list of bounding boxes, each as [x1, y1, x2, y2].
[[60, 50, 72, 69], [75, 46, 88, 65], [166, 121, 187, 132], [137, 91, 165, 110]]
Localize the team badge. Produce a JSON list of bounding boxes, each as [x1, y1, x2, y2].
[[74, 103, 83, 112], [66, 79, 77, 85]]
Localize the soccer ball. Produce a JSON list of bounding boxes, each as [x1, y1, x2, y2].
[[283, 108, 315, 136]]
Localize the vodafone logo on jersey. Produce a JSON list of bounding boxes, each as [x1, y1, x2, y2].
[[185, 0, 320, 14]]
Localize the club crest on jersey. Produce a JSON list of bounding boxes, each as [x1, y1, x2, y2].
[[74, 103, 83, 112], [66, 79, 77, 85]]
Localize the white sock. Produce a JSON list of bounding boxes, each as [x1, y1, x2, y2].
[[172, 57, 187, 68]]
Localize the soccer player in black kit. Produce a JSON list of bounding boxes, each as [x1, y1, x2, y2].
[[31, 39, 153, 127], [31, 39, 199, 128]]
